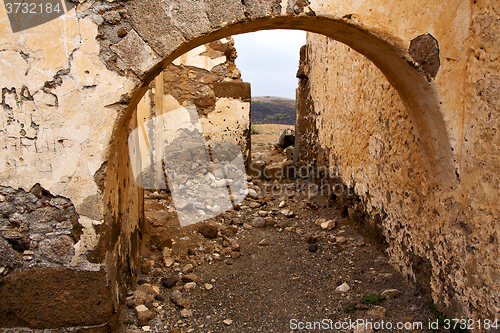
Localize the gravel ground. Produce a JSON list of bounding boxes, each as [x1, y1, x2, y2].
[[119, 139, 445, 333]]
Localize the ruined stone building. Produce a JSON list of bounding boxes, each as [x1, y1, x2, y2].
[[134, 38, 251, 191], [0, 0, 499, 330]]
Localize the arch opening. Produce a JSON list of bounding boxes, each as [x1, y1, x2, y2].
[[103, 12, 456, 325]]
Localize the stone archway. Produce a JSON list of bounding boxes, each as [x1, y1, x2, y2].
[[102, 0, 455, 324]]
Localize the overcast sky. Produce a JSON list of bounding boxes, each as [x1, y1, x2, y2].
[[232, 30, 307, 100]]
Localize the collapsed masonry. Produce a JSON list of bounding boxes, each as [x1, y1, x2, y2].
[[136, 37, 251, 172]]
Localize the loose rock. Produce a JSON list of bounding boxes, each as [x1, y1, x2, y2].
[[280, 208, 294, 218], [161, 276, 179, 288], [367, 305, 387, 318], [163, 257, 174, 267], [182, 264, 194, 274], [170, 290, 182, 304], [277, 128, 294, 148], [184, 282, 197, 290], [223, 319, 233, 326], [141, 260, 154, 274], [315, 218, 326, 226], [198, 223, 218, 239], [117, 27, 128, 38], [336, 236, 348, 244], [252, 217, 266, 228], [149, 192, 163, 200], [259, 239, 269, 246], [249, 202, 261, 209], [335, 283, 350, 293], [177, 297, 192, 308], [182, 273, 198, 283], [381, 289, 401, 300], [264, 217, 275, 226], [230, 242, 240, 251], [247, 189, 258, 198], [321, 220, 336, 230], [132, 285, 157, 307], [135, 305, 155, 326], [307, 244, 318, 252], [102, 10, 122, 24]]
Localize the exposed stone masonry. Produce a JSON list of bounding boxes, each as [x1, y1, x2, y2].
[[0, 184, 80, 271]]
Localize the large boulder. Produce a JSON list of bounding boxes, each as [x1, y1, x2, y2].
[[277, 129, 295, 148]]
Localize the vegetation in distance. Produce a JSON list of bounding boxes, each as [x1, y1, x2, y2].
[[251, 96, 295, 126]]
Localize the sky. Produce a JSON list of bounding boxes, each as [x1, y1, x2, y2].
[[232, 30, 307, 100]]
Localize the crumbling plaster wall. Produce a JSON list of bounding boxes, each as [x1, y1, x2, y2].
[[0, 0, 496, 329], [299, 0, 500, 321]]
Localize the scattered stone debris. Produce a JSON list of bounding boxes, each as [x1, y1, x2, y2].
[[321, 219, 336, 230], [180, 308, 193, 318], [367, 305, 387, 318], [280, 208, 294, 218], [120, 137, 441, 332], [381, 288, 401, 299]]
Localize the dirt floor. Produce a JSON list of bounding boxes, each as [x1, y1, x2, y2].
[[120, 129, 445, 333]]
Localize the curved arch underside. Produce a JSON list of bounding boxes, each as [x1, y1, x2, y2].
[[113, 0, 456, 188]]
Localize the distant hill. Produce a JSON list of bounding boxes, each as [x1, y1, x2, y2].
[[251, 96, 295, 125]]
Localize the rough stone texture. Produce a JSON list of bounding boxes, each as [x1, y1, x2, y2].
[[0, 0, 497, 329], [0, 185, 94, 270], [110, 29, 160, 78], [298, 0, 500, 320]]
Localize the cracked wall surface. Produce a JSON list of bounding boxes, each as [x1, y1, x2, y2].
[[0, 5, 137, 330], [0, 0, 497, 329]]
